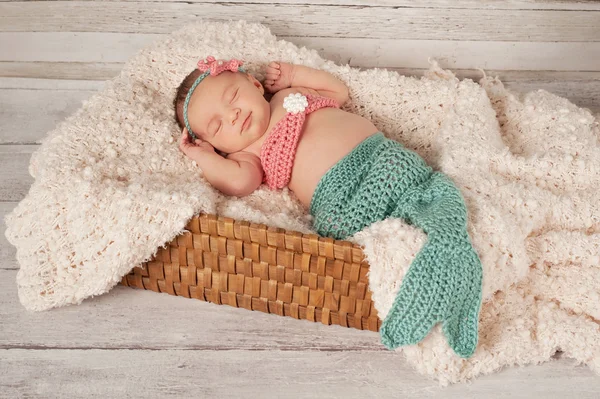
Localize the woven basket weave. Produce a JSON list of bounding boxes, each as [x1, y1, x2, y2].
[[121, 213, 382, 331]]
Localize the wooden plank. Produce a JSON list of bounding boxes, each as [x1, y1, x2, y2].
[[0, 146, 34, 201], [2, 347, 600, 397], [0, 202, 19, 269], [1, 71, 598, 145], [0, 32, 160, 63], [294, 37, 600, 71], [0, 267, 599, 396], [3, 0, 600, 11], [0, 270, 383, 350], [0, 77, 105, 90], [1, 2, 599, 42], [0, 61, 124, 80], [2, 32, 600, 72], [0, 86, 100, 144], [394, 69, 600, 113]]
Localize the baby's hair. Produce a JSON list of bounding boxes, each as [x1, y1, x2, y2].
[[173, 68, 205, 132]]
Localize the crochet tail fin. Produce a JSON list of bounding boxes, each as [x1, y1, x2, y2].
[[379, 234, 483, 358], [380, 172, 483, 358]]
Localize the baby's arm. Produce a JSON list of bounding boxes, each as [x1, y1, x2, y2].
[[196, 151, 263, 197], [180, 129, 262, 196], [265, 62, 349, 106], [291, 65, 349, 105]]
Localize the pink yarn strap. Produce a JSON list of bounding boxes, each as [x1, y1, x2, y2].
[[260, 94, 339, 189]]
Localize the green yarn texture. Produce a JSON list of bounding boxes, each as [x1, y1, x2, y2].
[[309, 132, 483, 358]]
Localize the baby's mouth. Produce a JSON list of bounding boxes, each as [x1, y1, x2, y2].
[[242, 112, 252, 134]]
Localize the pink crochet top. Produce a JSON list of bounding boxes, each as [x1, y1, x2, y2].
[[260, 93, 340, 189]]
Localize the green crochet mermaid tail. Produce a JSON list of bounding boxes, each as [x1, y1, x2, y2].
[[309, 132, 483, 358]]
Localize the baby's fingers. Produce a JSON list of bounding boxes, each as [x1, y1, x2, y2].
[[265, 69, 281, 81], [180, 128, 196, 153], [179, 128, 189, 145]]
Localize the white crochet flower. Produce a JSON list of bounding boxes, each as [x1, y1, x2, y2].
[[283, 93, 309, 114]]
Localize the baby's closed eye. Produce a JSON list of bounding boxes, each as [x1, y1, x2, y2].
[[230, 88, 239, 103]]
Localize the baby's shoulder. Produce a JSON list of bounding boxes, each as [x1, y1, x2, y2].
[[270, 87, 321, 108]]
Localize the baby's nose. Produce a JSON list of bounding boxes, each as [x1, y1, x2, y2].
[[229, 109, 240, 125]]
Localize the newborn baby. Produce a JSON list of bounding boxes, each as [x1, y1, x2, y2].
[[173, 56, 483, 359], [174, 56, 378, 208]]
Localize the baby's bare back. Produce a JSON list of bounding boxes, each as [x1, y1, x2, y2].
[[289, 107, 379, 208]]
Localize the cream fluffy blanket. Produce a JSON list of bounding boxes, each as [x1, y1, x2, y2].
[[5, 20, 600, 385]]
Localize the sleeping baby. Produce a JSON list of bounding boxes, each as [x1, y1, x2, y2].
[[173, 56, 484, 359]]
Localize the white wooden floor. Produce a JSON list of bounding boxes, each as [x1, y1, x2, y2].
[[2, 0, 600, 397], [2, 264, 600, 398]]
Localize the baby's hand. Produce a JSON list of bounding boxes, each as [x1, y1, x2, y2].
[[264, 61, 296, 94], [179, 128, 215, 161]]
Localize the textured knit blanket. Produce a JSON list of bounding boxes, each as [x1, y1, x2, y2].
[[4, 20, 600, 385]]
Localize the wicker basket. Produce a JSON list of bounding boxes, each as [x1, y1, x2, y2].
[[121, 213, 382, 332]]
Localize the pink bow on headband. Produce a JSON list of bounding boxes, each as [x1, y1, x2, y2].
[[197, 56, 244, 75]]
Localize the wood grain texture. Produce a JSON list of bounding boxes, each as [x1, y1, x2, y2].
[[1, 203, 19, 268], [1, 348, 597, 398], [0, 87, 100, 144], [0, 146, 34, 200], [3, 32, 600, 72], [0, 270, 383, 350], [2, 348, 600, 398], [1, 269, 600, 398], [1, 2, 599, 42], [0, 61, 125, 80], [4, 0, 600, 11], [0, 32, 160, 63], [292, 37, 600, 71]]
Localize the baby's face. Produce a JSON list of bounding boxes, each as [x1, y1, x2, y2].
[[186, 71, 270, 153]]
